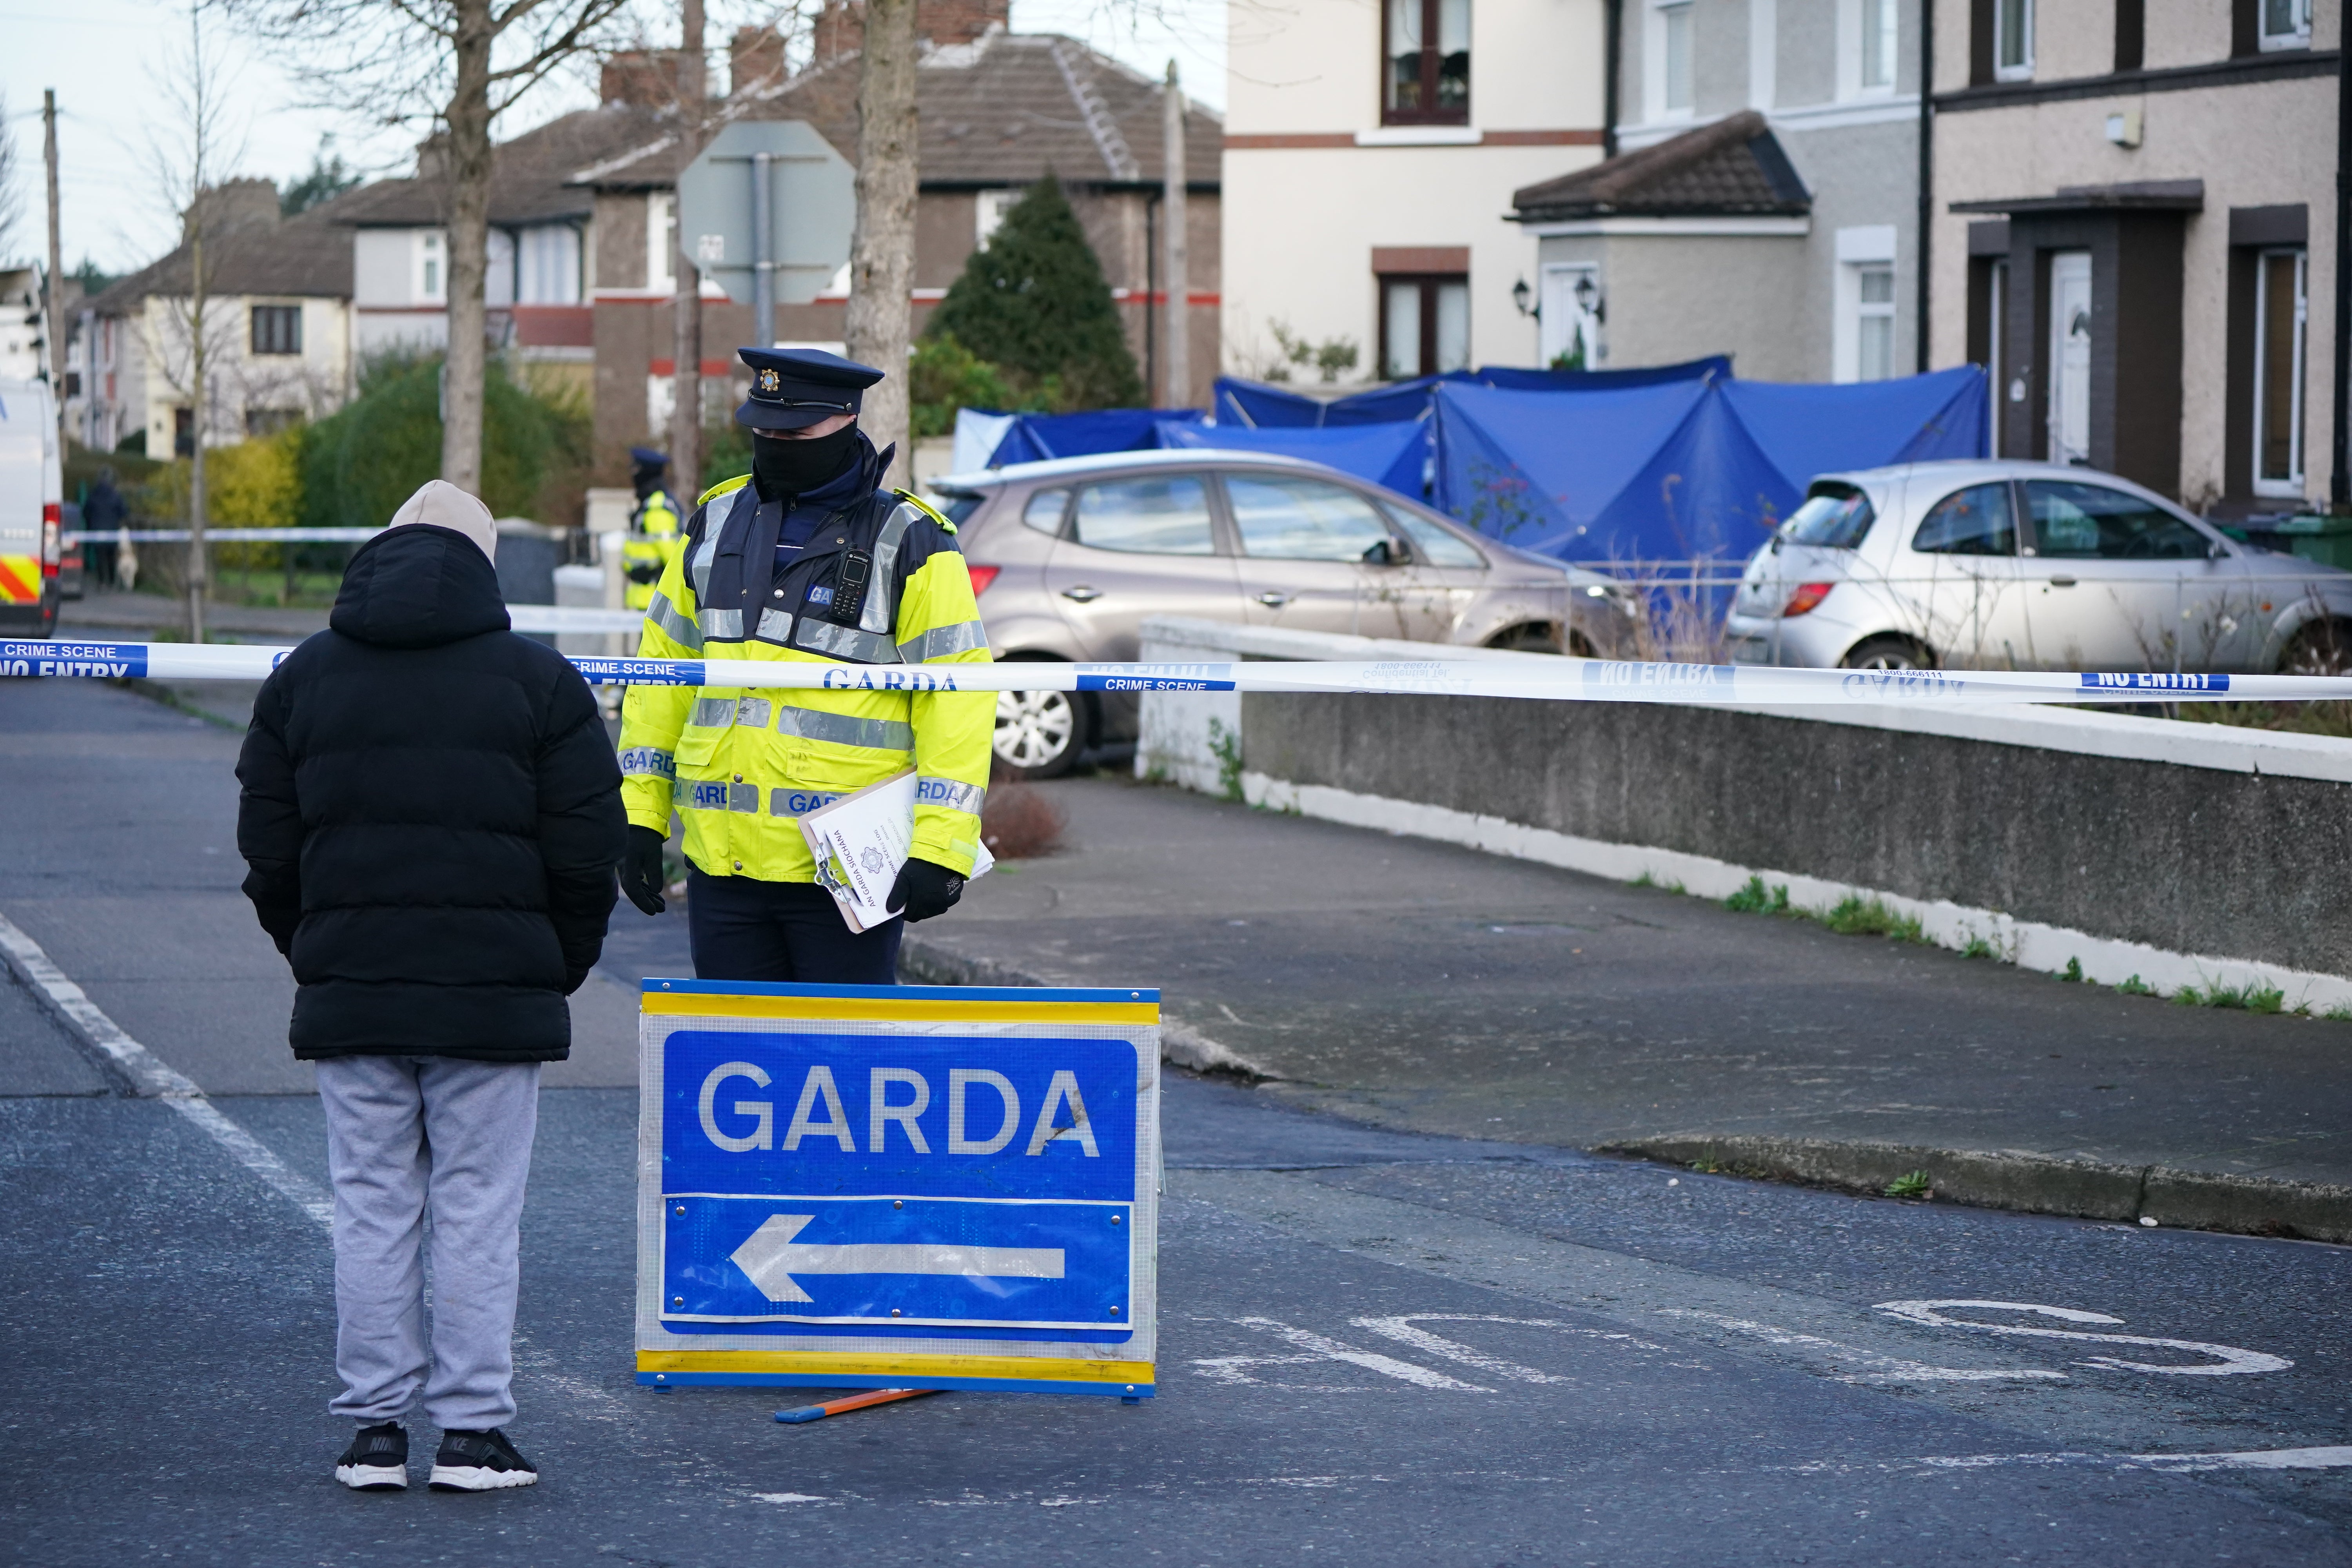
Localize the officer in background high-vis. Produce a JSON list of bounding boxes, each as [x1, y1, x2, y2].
[[620, 446, 681, 613], [614, 348, 992, 983]]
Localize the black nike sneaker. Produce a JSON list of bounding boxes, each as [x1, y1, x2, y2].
[[335, 1422, 409, 1491], [428, 1427, 539, 1492]]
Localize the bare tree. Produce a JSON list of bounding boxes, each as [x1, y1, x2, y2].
[[141, 5, 250, 643], [844, 0, 916, 484], [229, 0, 632, 498]]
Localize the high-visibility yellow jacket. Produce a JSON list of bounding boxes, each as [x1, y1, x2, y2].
[[622, 487, 682, 612], [616, 472, 993, 884]]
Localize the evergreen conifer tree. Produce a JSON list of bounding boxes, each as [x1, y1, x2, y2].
[[926, 173, 1143, 409]]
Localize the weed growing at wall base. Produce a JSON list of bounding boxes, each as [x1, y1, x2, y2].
[[1206, 718, 1245, 804], [1885, 1170, 1932, 1200], [1821, 896, 1927, 944], [1722, 875, 1791, 915], [2115, 974, 2156, 996], [2175, 978, 2287, 1013]]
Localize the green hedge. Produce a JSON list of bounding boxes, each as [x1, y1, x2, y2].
[[299, 354, 564, 530]]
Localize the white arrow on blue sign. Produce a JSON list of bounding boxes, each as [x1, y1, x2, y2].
[[731, 1213, 1067, 1303]]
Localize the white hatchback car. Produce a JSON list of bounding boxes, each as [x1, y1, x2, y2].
[[1724, 460, 2352, 673]]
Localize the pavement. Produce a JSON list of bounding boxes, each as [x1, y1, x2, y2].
[[59, 588, 332, 641], [904, 774, 2352, 1240], [9, 677, 2352, 1562]]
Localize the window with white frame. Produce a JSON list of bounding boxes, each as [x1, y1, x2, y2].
[[415, 232, 445, 303], [647, 193, 676, 291], [976, 189, 1020, 248], [1860, 0, 1896, 90], [1657, 1, 1695, 116], [520, 225, 581, 305], [1833, 226, 1897, 383], [1856, 265, 1895, 381], [2260, 0, 2312, 50], [2254, 247, 2308, 495], [1994, 0, 2032, 80]]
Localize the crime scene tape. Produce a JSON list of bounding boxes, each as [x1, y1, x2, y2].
[[6, 639, 2350, 707]]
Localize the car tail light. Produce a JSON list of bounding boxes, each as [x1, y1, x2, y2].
[[967, 564, 1001, 595], [40, 503, 60, 575], [1781, 581, 1835, 617]]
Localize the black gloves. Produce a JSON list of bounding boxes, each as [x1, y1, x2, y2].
[[887, 856, 966, 923], [621, 826, 669, 916]]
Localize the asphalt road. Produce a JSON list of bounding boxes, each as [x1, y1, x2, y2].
[[4, 677, 2351, 1564], [911, 776, 2352, 1191]]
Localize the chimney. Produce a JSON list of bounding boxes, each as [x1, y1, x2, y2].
[[602, 49, 687, 106], [730, 26, 788, 94], [185, 178, 280, 240], [809, 0, 1007, 64]]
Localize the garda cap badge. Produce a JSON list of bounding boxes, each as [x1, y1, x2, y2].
[[757, 368, 782, 392]]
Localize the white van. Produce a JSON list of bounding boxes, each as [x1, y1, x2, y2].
[[0, 379, 61, 636]]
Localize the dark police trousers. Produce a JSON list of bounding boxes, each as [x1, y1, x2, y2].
[[686, 868, 902, 985]]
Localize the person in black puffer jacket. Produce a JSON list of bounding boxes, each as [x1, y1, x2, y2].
[[236, 479, 624, 1495]]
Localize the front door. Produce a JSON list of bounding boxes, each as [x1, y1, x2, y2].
[[2046, 250, 2092, 466]]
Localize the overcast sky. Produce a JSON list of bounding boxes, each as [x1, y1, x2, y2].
[[5, 0, 1228, 276]]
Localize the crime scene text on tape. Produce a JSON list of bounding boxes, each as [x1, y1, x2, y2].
[[2, 639, 2343, 706]]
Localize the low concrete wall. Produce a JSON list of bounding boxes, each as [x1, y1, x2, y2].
[[1136, 617, 2352, 1005]]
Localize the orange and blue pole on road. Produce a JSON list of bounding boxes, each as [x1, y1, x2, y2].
[[774, 1388, 941, 1424]]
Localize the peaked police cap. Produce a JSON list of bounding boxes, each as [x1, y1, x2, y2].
[[736, 347, 885, 431]]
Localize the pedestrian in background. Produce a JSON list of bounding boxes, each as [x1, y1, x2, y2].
[[235, 480, 626, 1494], [80, 465, 125, 588]]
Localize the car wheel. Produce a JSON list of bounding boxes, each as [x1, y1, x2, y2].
[[2281, 619, 2352, 675], [1840, 635, 1934, 671], [1486, 623, 1564, 654], [993, 667, 1090, 780]]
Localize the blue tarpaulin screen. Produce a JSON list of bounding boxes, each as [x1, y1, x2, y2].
[[1212, 358, 1731, 428], [1431, 366, 1989, 564], [1152, 419, 1432, 499], [985, 407, 1205, 466]]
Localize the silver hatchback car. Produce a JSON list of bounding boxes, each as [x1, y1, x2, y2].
[[1724, 459, 2352, 674], [931, 449, 1640, 776]]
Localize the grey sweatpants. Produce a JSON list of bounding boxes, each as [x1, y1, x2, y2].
[[316, 1054, 541, 1431]]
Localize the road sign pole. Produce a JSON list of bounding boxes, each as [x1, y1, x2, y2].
[[752, 151, 775, 348]]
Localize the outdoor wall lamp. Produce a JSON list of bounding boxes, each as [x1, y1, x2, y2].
[[1573, 271, 1607, 324], [1512, 277, 1537, 319]]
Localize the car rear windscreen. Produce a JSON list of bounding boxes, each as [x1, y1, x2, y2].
[[1782, 484, 1875, 549]]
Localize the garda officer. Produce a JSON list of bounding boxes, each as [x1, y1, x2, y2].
[[614, 348, 992, 983], [621, 446, 681, 613]]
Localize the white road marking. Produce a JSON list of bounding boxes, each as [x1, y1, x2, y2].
[[1875, 1300, 2292, 1376], [1907, 1447, 2352, 1474], [1350, 1314, 1675, 1384], [1217, 1318, 1492, 1391], [1657, 1309, 2068, 1383], [0, 911, 334, 1229], [752, 1492, 831, 1503]]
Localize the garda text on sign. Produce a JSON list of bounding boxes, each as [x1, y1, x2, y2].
[[636, 980, 1160, 1398]]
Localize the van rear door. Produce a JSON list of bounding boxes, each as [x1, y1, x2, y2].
[[0, 383, 48, 613]]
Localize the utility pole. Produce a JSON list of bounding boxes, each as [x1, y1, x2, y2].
[[42, 91, 64, 457], [1161, 62, 1189, 409], [670, 0, 705, 497]]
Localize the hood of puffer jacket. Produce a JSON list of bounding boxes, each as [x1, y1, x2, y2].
[[328, 523, 512, 649]]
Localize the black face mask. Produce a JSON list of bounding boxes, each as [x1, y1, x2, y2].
[[753, 425, 859, 500]]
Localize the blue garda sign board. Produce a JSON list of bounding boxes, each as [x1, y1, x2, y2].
[[637, 982, 1160, 1398]]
